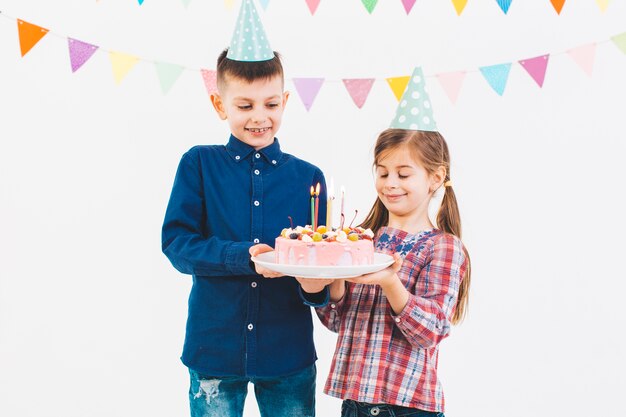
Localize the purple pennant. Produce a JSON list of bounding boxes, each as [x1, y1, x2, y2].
[[292, 78, 324, 111], [68, 38, 99, 73]]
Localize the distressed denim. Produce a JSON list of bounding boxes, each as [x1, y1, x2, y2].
[[189, 364, 316, 417], [341, 399, 444, 417]]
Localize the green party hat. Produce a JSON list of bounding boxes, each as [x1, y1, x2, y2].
[[227, 0, 274, 62], [390, 67, 437, 131]]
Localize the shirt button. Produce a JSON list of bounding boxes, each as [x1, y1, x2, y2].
[[330, 303, 336, 309], [254, 201, 260, 206], [235, 155, 240, 160], [247, 323, 254, 331], [394, 317, 401, 323], [251, 282, 257, 288], [255, 153, 260, 159], [254, 169, 260, 175], [253, 238, 259, 243], [271, 160, 277, 165]]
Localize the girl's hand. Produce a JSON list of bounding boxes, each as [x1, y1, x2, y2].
[[346, 253, 403, 289], [295, 277, 334, 294], [249, 244, 284, 278]]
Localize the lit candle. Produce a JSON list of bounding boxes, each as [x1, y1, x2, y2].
[[314, 183, 320, 230], [310, 186, 315, 228], [326, 177, 334, 230]]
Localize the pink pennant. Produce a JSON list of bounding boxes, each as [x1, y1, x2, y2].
[[305, 0, 321, 15], [201, 69, 217, 96], [342, 79, 375, 109], [436, 71, 466, 104], [68, 38, 99, 73], [293, 78, 324, 111], [401, 0, 417, 14], [518, 54, 550, 87], [567, 43, 596, 77]]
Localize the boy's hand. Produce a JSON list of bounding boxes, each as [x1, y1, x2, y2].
[[249, 244, 284, 278], [295, 277, 334, 294]]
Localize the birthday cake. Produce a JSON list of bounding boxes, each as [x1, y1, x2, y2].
[[275, 225, 375, 266]]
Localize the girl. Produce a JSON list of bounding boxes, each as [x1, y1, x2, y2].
[[301, 128, 471, 417]]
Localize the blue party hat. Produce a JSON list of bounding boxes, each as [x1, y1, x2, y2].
[[390, 67, 437, 132], [227, 0, 274, 62]]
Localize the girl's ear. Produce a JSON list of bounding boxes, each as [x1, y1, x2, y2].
[[430, 166, 446, 193], [210, 94, 227, 120]]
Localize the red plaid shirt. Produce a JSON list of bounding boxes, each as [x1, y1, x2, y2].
[[316, 227, 468, 412]]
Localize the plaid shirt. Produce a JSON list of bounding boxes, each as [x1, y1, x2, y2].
[[316, 226, 468, 412]]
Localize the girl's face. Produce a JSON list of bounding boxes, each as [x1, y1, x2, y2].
[[375, 145, 441, 226]]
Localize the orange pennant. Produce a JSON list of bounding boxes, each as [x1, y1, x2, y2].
[[550, 0, 566, 14], [17, 19, 49, 57]]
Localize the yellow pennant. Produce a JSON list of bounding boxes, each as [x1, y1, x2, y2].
[[451, 0, 468, 15], [386, 76, 410, 102], [224, 0, 235, 9], [109, 51, 139, 84], [595, 0, 610, 12]]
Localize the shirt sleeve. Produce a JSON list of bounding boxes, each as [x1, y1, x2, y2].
[[297, 285, 330, 307], [161, 151, 255, 277], [390, 234, 467, 349], [315, 282, 349, 333]]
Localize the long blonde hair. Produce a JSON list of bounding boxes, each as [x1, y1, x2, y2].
[[361, 128, 471, 324]]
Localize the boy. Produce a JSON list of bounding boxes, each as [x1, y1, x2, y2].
[[161, 1, 327, 416]]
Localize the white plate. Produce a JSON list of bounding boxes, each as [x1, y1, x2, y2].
[[251, 251, 394, 279]]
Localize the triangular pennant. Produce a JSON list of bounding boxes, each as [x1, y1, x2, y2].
[[182, 0, 193, 7], [361, 0, 378, 14], [611, 32, 626, 55], [519, 54, 550, 87], [436, 71, 466, 104], [138, 0, 145, 5], [155, 62, 184, 95], [479, 63, 512, 96], [550, 0, 566, 14], [305, 0, 321, 15], [225, 0, 235, 9], [386, 76, 410, 102], [17, 19, 49, 57], [342, 79, 375, 109], [451, 0, 468, 15], [108, 51, 139, 85], [67, 38, 99, 73], [292, 78, 324, 111], [259, 0, 270, 10], [401, 0, 417, 14], [201, 69, 218, 96], [595, 0, 610, 12], [496, 0, 512, 14], [567, 44, 596, 77]]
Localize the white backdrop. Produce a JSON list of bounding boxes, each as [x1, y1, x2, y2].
[[1, 1, 626, 416]]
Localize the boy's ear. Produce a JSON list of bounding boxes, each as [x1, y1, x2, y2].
[[210, 93, 227, 120], [282, 91, 290, 107], [430, 166, 446, 193]]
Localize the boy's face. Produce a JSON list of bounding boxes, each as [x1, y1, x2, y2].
[[211, 75, 289, 150]]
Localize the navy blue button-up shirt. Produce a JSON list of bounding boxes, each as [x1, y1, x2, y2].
[[162, 135, 327, 377]]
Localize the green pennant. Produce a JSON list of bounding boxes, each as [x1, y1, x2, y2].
[[611, 32, 626, 55], [155, 62, 184, 95], [361, 0, 378, 14]]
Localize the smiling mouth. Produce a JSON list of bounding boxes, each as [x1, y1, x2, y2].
[[246, 127, 271, 133]]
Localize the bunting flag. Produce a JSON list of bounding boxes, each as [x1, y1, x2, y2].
[[181, 0, 193, 8], [567, 44, 596, 76], [496, 0, 513, 14], [551, 0, 566, 14], [68, 38, 98, 73], [361, 0, 378, 14], [479, 63, 512, 96], [155, 62, 184, 94], [519, 54, 550, 87], [401, 0, 417, 14], [224, 0, 235, 10], [342, 79, 375, 109], [436, 71, 466, 104], [259, 0, 270, 10], [138, 0, 145, 5], [305, 0, 321, 15], [109, 51, 139, 84], [17, 19, 49, 57], [293, 78, 324, 111], [201, 69, 218, 96], [451, 0, 468, 16], [386, 76, 411, 101], [612, 32, 626, 54], [595, 0, 610, 12]]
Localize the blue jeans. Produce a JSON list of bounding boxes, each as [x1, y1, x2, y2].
[[341, 399, 444, 417], [189, 365, 316, 417]]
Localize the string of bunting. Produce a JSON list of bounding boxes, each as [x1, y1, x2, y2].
[[116, 0, 613, 16], [2, 10, 626, 110]]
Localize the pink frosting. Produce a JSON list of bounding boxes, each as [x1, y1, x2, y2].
[[275, 237, 374, 266]]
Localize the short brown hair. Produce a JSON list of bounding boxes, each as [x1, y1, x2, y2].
[[216, 48, 284, 91]]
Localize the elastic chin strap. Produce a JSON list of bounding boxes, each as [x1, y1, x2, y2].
[[427, 185, 446, 229]]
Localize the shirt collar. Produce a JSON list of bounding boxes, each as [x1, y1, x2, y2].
[[225, 134, 284, 166]]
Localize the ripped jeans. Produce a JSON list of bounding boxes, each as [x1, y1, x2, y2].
[[188, 365, 316, 417]]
